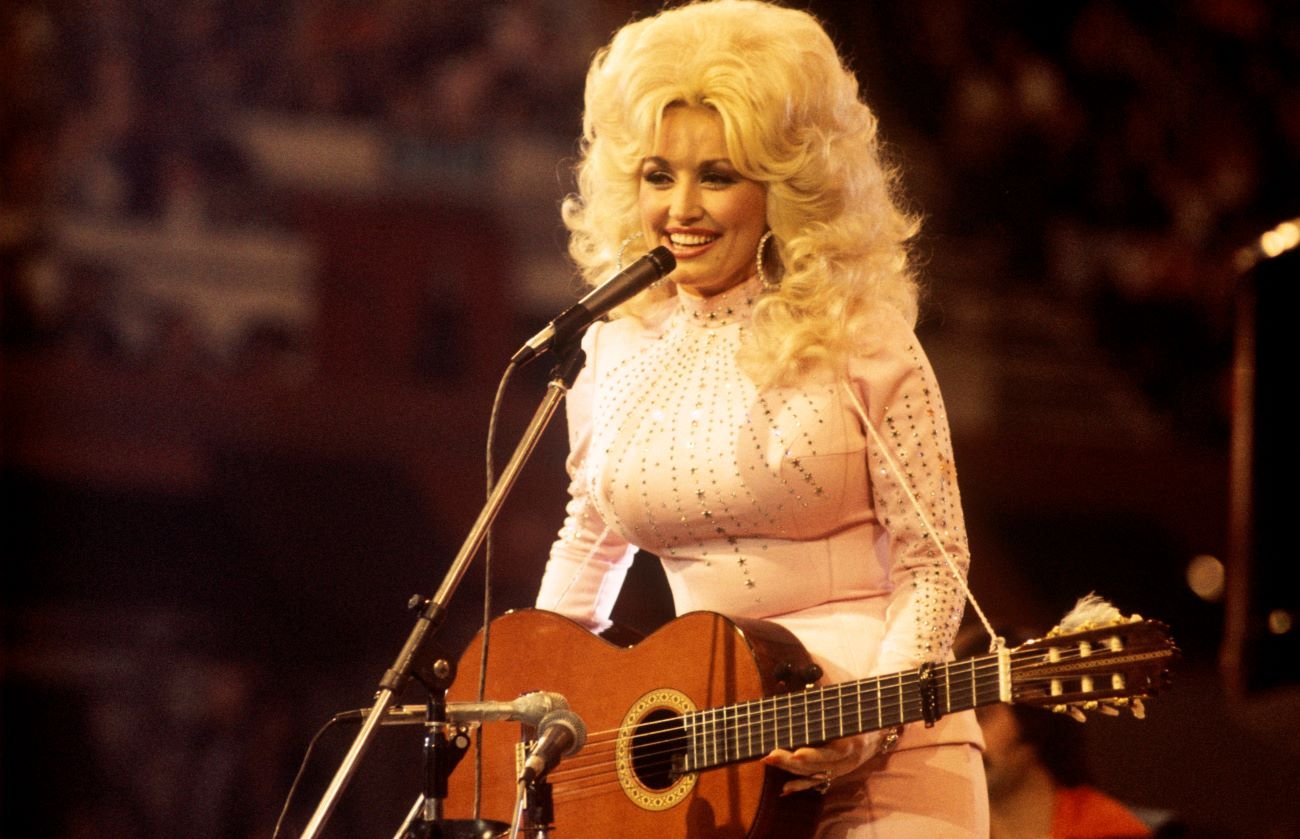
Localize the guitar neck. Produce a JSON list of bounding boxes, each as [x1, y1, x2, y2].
[[680, 652, 1005, 773]]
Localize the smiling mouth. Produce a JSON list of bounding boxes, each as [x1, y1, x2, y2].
[[668, 232, 719, 248]]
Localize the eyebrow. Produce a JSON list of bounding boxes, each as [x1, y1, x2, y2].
[[641, 156, 737, 169]]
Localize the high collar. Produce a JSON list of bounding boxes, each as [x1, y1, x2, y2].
[[675, 274, 764, 329]]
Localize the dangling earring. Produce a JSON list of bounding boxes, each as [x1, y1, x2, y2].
[[756, 230, 779, 292], [616, 232, 643, 271]]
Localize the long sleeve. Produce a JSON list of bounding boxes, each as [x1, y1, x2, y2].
[[848, 310, 970, 677], [535, 323, 638, 633]]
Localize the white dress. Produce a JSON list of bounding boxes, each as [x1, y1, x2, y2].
[[537, 274, 987, 834]]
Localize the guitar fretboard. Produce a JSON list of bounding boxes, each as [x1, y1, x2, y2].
[[680, 652, 1006, 772]]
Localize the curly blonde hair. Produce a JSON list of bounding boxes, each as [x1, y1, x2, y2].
[[563, 0, 920, 384]]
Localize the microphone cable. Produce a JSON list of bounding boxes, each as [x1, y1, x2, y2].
[[271, 715, 345, 839], [474, 357, 519, 820]]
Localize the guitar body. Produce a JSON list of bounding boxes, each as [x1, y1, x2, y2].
[[444, 609, 823, 839], [441, 600, 1178, 836]]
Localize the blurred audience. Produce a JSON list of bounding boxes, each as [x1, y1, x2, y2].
[[4, 3, 1296, 837], [5, 0, 1296, 438], [958, 625, 1187, 839]]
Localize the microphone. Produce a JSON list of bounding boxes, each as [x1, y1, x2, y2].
[[519, 709, 587, 786], [511, 246, 676, 366], [336, 691, 569, 727]]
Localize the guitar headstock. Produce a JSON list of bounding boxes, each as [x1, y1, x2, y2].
[[1007, 599, 1178, 721]]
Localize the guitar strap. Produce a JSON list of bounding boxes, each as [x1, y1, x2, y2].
[[840, 380, 1004, 655]]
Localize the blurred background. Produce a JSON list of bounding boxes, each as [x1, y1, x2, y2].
[[3, 0, 1298, 836]]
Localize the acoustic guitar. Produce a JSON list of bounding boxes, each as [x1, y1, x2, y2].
[[444, 603, 1175, 838]]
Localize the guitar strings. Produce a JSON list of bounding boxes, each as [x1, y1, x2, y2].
[[543, 685, 923, 792], [537, 639, 1163, 792], [545, 689, 918, 793], [549, 644, 1134, 783]]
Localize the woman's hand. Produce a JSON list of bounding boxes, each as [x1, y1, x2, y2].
[[761, 728, 899, 796]]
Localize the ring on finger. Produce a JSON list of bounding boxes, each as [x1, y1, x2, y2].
[[816, 771, 833, 794]]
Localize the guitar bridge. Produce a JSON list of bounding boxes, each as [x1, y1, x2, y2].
[[514, 737, 530, 780]]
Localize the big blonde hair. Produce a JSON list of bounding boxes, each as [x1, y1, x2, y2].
[[563, 0, 920, 384]]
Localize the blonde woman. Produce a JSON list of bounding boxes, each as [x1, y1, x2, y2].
[[535, 1, 987, 834]]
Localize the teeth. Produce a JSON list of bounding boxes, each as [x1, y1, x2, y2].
[[670, 233, 718, 247]]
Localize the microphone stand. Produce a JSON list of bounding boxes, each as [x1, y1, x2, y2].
[[300, 343, 588, 839], [399, 659, 474, 838], [522, 779, 555, 838]]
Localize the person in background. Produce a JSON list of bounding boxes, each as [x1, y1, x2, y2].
[[962, 626, 1186, 839], [534, 1, 986, 834]]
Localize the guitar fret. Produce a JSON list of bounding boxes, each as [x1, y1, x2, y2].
[[827, 686, 836, 740], [744, 699, 753, 759], [731, 704, 742, 762], [705, 707, 717, 767], [833, 685, 840, 738], [717, 705, 728, 764], [785, 692, 795, 750], [795, 692, 806, 749], [698, 709, 707, 770], [684, 713, 696, 772], [761, 697, 770, 757], [717, 706, 726, 763], [685, 650, 1019, 773], [722, 705, 730, 762], [896, 672, 905, 726], [733, 704, 742, 763], [835, 684, 847, 738], [732, 704, 742, 763], [726, 705, 734, 762], [697, 708, 707, 768]]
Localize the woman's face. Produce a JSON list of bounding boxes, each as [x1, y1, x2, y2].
[[638, 105, 767, 298]]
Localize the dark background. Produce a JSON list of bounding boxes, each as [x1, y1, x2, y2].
[[3, 1, 1298, 837]]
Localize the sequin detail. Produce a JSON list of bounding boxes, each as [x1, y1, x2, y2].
[[578, 275, 970, 660]]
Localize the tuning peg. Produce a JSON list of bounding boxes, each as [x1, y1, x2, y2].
[[1052, 704, 1089, 722], [1097, 703, 1120, 717], [1132, 698, 1146, 720]]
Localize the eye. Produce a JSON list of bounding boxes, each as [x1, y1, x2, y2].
[[642, 168, 673, 187], [701, 168, 738, 187]]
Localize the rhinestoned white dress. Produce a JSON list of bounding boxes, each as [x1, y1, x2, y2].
[[536, 275, 986, 832]]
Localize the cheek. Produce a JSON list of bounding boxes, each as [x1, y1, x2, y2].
[[723, 187, 767, 232], [638, 188, 665, 225]]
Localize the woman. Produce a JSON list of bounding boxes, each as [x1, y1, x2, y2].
[[535, 1, 987, 835]]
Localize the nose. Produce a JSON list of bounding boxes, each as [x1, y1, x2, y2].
[[668, 180, 703, 224]]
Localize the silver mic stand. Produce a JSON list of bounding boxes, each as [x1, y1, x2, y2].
[[300, 345, 588, 839]]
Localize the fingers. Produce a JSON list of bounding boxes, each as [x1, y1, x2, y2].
[[780, 771, 833, 797], [762, 746, 849, 797]]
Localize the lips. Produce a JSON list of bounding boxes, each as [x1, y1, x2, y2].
[[666, 229, 720, 253], [669, 232, 718, 246]]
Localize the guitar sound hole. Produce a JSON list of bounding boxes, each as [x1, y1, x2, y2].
[[631, 709, 688, 790]]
